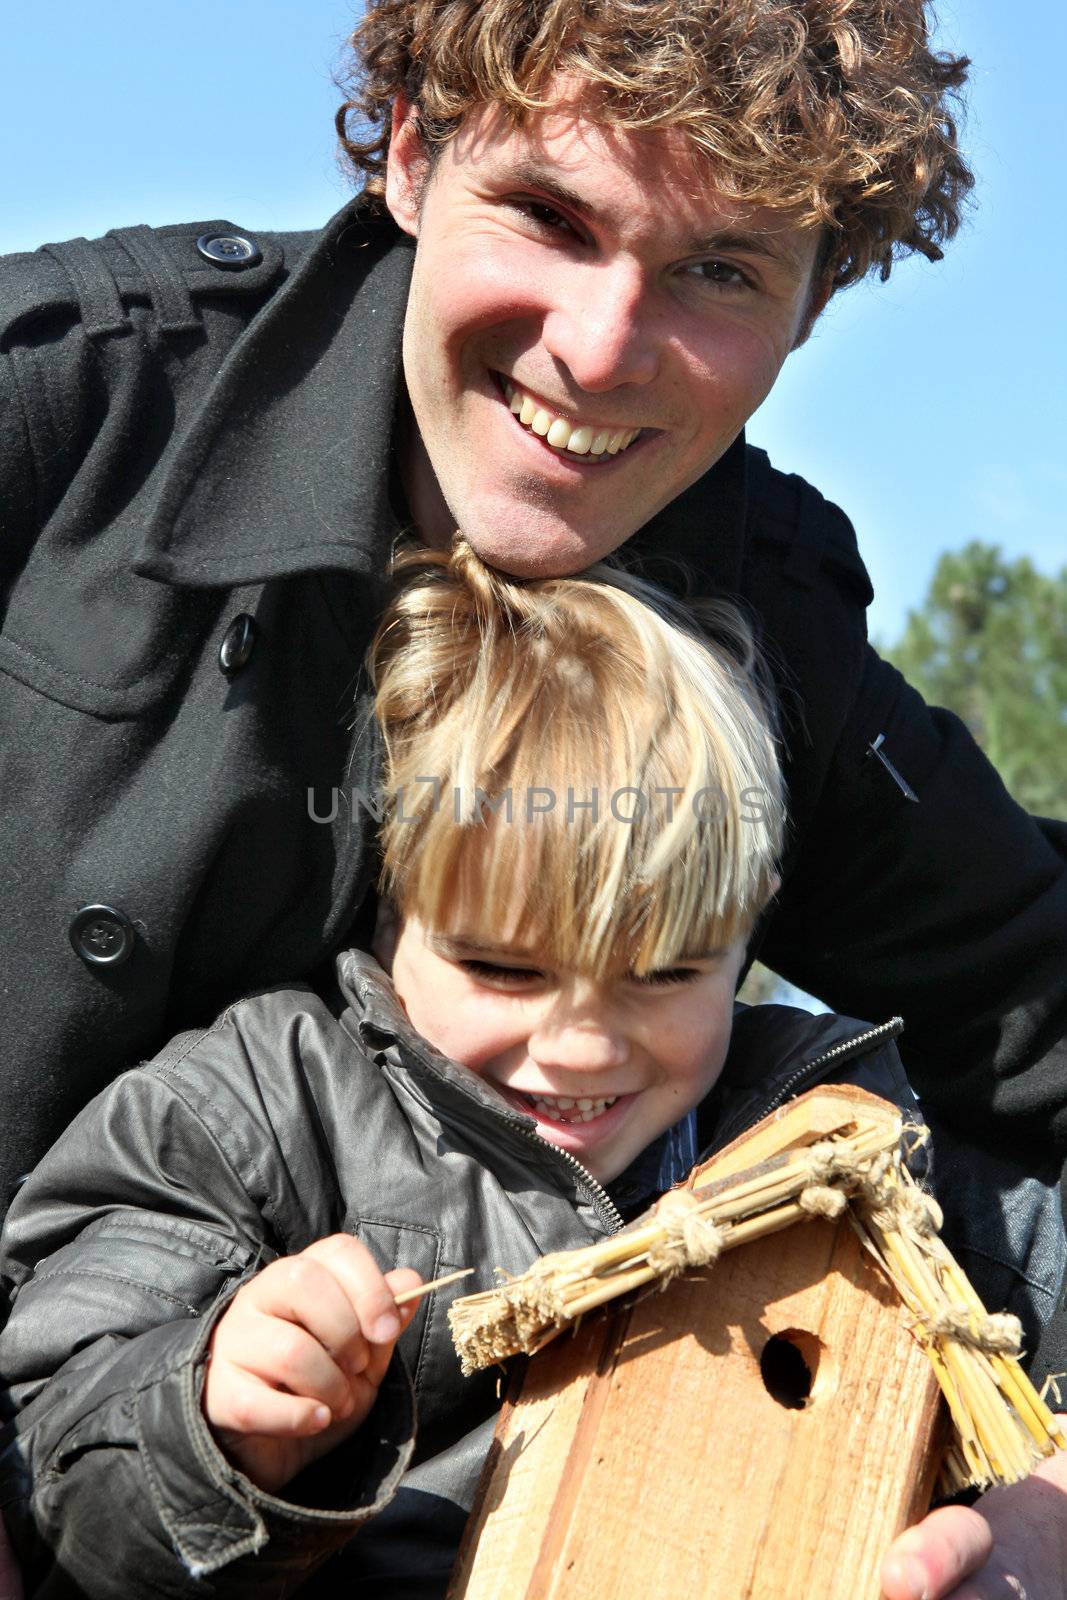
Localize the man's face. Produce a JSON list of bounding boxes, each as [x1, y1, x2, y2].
[[378, 911, 745, 1186], [386, 85, 826, 577]]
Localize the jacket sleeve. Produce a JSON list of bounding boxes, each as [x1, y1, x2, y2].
[[761, 637, 1067, 1162], [0, 1067, 415, 1600]]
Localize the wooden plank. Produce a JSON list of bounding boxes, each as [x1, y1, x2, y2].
[[690, 1084, 903, 1188], [447, 1313, 617, 1600]]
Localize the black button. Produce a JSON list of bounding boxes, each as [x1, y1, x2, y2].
[[195, 232, 262, 270], [219, 613, 258, 675], [69, 905, 136, 968]]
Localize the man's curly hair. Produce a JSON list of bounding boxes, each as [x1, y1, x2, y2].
[[336, 0, 971, 290]]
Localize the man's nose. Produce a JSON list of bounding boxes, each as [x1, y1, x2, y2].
[[541, 260, 660, 392]]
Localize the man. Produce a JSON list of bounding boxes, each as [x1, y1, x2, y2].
[[0, 1, 1064, 1595]]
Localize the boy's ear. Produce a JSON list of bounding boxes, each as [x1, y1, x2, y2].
[[385, 94, 430, 238], [372, 900, 400, 972]]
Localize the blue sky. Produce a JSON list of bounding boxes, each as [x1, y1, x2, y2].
[[3, 1, 1063, 642]]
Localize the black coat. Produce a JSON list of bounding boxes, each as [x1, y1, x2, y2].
[[3, 960, 1059, 1599], [1, 199, 1066, 1216]]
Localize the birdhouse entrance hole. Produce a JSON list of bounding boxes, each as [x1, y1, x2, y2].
[[759, 1329, 822, 1409]]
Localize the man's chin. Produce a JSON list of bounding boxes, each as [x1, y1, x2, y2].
[[456, 514, 635, 579]]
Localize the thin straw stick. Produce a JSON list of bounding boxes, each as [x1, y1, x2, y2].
[[394, 1267, 474, 1306]]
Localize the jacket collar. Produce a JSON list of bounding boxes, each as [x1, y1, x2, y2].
[[134, 198, 750, 596]]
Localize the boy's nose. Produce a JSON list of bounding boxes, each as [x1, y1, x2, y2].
[[541, 261, 659, 392], [527, 996, 630, 1074]]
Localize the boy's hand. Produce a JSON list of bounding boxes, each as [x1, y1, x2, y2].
[[881, 1431, 1067, 1599], [203, 1234, 421, 1494]]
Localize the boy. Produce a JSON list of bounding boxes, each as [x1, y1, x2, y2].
[[0, 544, 1059, 1599]]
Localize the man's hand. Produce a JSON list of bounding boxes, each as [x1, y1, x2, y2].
[[881, 1434, 1067, 1599], [203, 1234, 421, 1494]]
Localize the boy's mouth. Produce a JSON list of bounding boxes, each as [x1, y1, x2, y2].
[[520, 1091, 619, 1125]]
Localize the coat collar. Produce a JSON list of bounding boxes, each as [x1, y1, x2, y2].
[[135, 202, 414, 589], [134, 198, 750, 596]]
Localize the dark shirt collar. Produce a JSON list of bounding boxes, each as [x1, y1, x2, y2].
[[134, 198, 750, 596]]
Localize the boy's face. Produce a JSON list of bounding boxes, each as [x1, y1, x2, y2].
[[386, 80, 826, 578], [377, 911, 746, 1186]]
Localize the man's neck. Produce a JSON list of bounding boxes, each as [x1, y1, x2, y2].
[[394, 392, 453, 551]]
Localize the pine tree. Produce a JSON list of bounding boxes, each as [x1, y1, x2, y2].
[[882, 543, 1067, 816]]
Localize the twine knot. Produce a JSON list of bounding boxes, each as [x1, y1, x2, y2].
[[927, 1308, 1023, 1356], [646, 1190, 724, 1280], [799, 1184, 848, 1219]]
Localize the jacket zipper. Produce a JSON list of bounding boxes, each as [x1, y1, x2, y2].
[[511, 1123, 626, 1234], [387, 1015, 903, 1239], [751, 1015, 905, 1121]]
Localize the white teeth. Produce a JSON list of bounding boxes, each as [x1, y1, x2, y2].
[[526, 1092, 619, 1125], [502, 378, 641, 459]]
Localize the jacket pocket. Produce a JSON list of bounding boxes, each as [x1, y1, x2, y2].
[[351, 1220, 443, 1394]]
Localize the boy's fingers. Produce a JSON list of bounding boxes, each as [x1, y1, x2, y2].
[[214, 1312, 356, 1417], [302, 1234, 420, 1346], [881, 1506, 995, 1599], [232, 1255, 370, 1371], [206, 1362, 332, 1440], [384, 1266, 423, 1306]]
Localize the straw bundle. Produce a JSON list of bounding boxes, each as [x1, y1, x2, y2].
[[448, 1107, 1064, 1492]]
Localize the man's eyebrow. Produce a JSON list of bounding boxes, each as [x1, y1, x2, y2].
[[506, 162, 602, 224], [690, 229, 802, 267], [503, 163, 800, 265]]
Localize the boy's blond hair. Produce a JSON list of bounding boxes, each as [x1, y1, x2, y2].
[[368, 541, 783, 973]]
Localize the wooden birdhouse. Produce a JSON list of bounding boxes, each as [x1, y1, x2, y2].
[[447, 1087, 1059, 1600]]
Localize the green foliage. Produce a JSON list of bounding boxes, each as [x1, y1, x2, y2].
[[738, 961, 785, 1006], [882, 543, 1067, 815]]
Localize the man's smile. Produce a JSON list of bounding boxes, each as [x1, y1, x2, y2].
[[495, 374, 645, 464]]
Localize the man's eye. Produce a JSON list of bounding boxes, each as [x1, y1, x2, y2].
[[688, 260, 750, 290], [513, 199, 575, 236]]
